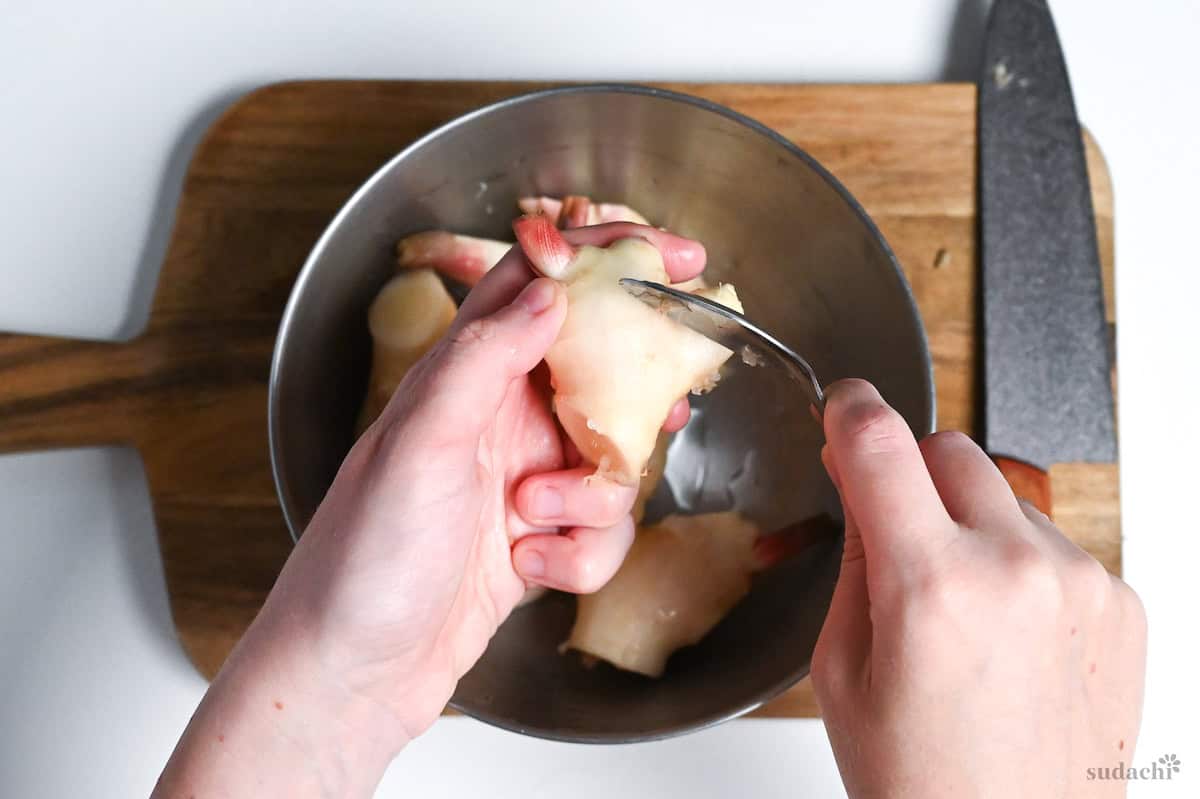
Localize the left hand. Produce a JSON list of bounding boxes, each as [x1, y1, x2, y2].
[[154, 223, 707, 798], [256, 223, 707, 745]]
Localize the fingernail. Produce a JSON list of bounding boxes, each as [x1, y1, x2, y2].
[[824, 378, 880, 404], [514, 548, 545, 578], [516, 278, 557, 314], [531, 485, 564, 519]]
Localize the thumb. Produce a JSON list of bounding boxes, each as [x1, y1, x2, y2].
[[416, 277, 566, 436]]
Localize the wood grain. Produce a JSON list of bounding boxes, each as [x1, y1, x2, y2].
[[0, 81, 1118, 719]]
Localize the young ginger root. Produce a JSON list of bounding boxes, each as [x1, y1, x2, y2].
[[393, 197, 651, 288], [385, 199, 675, 501], [396, 232, 510, 288], [567, 512, 759, 677], [513, 214, 743, 486], [632, 432, 669, 523], [567, 513, 835, 677], [355, 269, 457, 433], [517, 195, 650, 227]]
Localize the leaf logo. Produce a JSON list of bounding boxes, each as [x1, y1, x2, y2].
[[1156, 754, 1181, 774]]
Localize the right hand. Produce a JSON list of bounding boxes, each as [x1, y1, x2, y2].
[[811, 379, 1146, 798]]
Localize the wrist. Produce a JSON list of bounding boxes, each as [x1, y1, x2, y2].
[[255, 568, 458, 739], [154, 605, 409, 799], [220, 604, 411, 791]]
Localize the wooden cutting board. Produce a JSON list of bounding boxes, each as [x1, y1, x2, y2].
[[0, 81, 1119, 719]]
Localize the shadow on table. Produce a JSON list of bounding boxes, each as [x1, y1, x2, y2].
[[115, 84, 257, 341]]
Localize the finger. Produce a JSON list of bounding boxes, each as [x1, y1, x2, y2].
[[822, 379, 954, 575], [918, 431, 1024, 529], [452, 246, 534, 325], [515, 467, 637, 529], [413, 278, 566, 437], [814, 557, 871, 681], [561, 433, 583, 467], [812, 493, 872, 696], [561, 222, 706, 283], [511, 516, 636, 594], [822, 444, 863, 564], [662, 397, 691, 433]]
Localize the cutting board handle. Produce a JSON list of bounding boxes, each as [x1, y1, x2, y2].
[[0, 334, 139, 452]]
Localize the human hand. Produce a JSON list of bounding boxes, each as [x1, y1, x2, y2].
[[257, 222, 706, 743], [811, 379, 1146, 798], [153, 224, 706, 797]]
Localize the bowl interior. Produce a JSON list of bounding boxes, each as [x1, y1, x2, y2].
[[270, 86, 933, 741]]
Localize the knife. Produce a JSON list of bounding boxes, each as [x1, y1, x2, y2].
[[979, 0, 1117, 516]]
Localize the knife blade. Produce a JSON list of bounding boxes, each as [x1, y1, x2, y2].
[[979, 0, 1117, 514]]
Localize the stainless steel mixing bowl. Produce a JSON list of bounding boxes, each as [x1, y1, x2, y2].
[[269, 84, 934, 742]]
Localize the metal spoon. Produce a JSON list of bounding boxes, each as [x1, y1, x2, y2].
[[619, 278, 825, 413]]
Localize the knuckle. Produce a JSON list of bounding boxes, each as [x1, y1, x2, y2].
[[567, 550, 608, 594], [835, 400, 910, 454], [1119, 580, 1149, 635], [564, 520, 633, 594], [1067, 555, 1115, 610], [1003, 538, 1063, 606], [450, 317, 496, 347], [908, 564, 971, 617], [595, 486, 634, 527]]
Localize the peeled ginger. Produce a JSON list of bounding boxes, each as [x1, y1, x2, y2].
[[356, 269, 457, 433], [514, 215, 743, 485], [567, 512, 761, 677]]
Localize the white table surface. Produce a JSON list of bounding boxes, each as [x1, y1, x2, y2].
[[2, 1, 1198, 796]]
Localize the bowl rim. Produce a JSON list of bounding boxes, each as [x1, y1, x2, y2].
[[267, 83, 936, 741]]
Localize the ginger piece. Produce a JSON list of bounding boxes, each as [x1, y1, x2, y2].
[[633, 431, 670, 524], [671, 275, 709, 293], [513, 215, 742, 486], [393, 196, 649, 289], [567, 512, 759, 677], [396, 231, 511, 287], [691, 283, 740, 307], [567, 513, 836, 677], [355, 269, 457, 433], [519, 195, 670, 506], [517, 195, 650, 227]]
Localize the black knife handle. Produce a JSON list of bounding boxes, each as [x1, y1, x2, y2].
[[993, 456, 1052, 518]]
